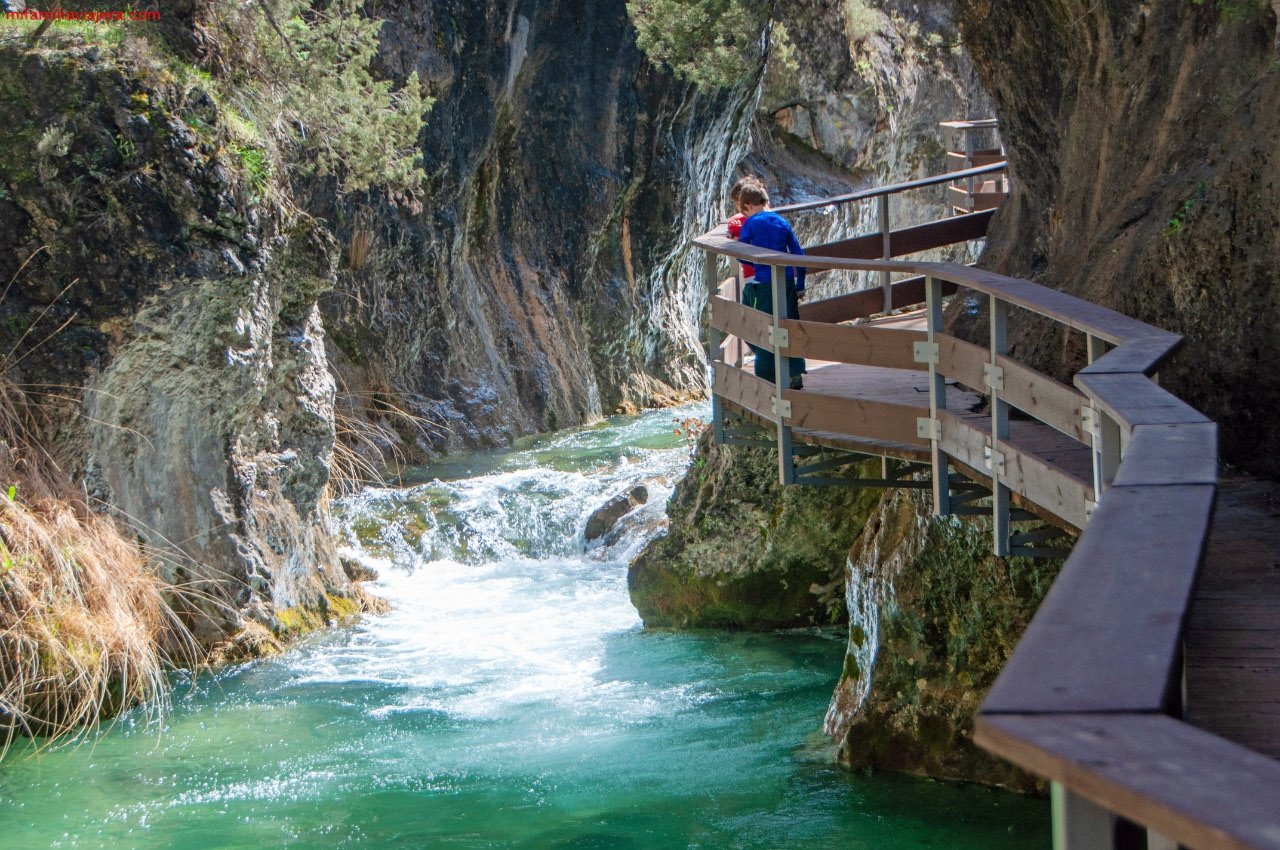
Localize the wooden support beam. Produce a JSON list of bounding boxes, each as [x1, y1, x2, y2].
[[785, 391, 929, 447], [1053, 782, 1116, 850], [772, 265, 794, 485], [1085, 335, 1122, 497], [778, 320, 925, 370], [707, 252, 725, 446], [805, 211, 996, 264], [925, 276, 950, 515], [711, 295, 773, 351], [991, 295, 1011, 556], [714, 363, 776, 422], [879, 193, 891, 313]]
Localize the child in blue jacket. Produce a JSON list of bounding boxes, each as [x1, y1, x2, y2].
[[736, 183, 806, 388]]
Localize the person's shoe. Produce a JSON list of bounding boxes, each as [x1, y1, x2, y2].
[[789, 375, 804, 390]]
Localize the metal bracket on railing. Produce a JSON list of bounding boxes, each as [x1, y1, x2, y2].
[[1081, 406, 1102, 441], [916, 417, 941, 440], [984, 445, 1007, 476], [983, 362, 1005, 391], [772, 397, 792, 418], [769, 327, 790, 348], [913, 341, 939, 365]]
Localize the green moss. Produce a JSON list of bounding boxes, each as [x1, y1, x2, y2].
[[841, 653, 861, 681], [832, 489, 1065, 791], [629, 432, 885, 629], [276, 593, 363, 636]]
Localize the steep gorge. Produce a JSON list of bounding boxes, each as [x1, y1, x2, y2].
[[319, 0, 760, 457], [0, 0, 763, 697]]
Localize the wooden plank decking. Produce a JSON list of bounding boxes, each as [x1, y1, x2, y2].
[[1186, 473, 1280, 759], [725, 354, 1095, 527]]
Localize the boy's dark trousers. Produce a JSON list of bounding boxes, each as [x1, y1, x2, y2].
[[741, 279, 806, 383]]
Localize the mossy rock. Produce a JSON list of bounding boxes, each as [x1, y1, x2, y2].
[[628, 429, 883, 629], [829, 487, 1066, 792]]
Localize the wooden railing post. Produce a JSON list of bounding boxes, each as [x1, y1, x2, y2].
[[771, 264, 794, 485], [734, 263, 745, 367], [964, 128, 976, 212], [707, 251, 725, 445], [989, 295, 1011, 556], [924, 276, 950, 515], [1086, 334, 1122, 499], [1052, 783, 1116, 850], [879, 193, 892, 314]]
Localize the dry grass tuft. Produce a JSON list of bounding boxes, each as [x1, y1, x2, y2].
[[330, 386, 446, 494], [0, 371, 196, 756], [346, 224, 375, 271]]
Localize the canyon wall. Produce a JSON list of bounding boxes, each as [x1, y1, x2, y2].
[[318, 0, 759, 459], [953, 0, 1280, 476], [0, 42, 355, 647]]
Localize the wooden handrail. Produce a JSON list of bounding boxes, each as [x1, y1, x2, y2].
[[772, 161, 1007, 214], [693, 170, 1280, 848]]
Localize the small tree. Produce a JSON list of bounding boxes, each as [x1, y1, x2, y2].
[[207, 0, 432, 204], [626, 0, 773, 88]]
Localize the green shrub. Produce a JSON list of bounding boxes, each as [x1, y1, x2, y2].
[[205, 0, 432, 202], [626, 0, 772, 88]]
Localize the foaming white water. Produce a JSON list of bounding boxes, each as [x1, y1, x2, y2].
[[315, 405, 707, 725]]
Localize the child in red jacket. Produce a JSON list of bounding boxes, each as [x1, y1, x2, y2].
[[726, 176, 763, 281]]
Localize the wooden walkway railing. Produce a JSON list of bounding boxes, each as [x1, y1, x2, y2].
[[693, 166, 1280, 850]]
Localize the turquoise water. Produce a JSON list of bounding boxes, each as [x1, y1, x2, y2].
[[0, 405, 1049, 849]]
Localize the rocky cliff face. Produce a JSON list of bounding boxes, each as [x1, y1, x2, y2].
[[0, 1, 764, 650], [0, 41, 353, 646], [823, 487, 1059, 792], [317, 0, 758, 460], [952, 0, 1280, 476], [629, 433, 883, 629]]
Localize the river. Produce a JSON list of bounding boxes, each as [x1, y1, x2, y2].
[[0, 404, 1049, 849]]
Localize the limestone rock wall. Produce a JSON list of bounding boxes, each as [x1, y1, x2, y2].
[[952, 0, 1280, 476], [316, 0, 759, 460], [746, 0, 995, 300], [823, 487, 1060, 791], [0, 43, 351, 645]]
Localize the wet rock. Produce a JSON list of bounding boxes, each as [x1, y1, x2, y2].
[[341, 555, 380, 583], [824, 486, 1064, 792], [628, 432, 882, 629], [585, 485, 649, 542]]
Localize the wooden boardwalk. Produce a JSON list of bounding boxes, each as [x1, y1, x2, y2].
[[757, 355, 1280, 762], [743, 358, 1095, 512], [727, 307, 1095, 530], [1187, 473, 1280, 759], [697, 159, 1280, 848]]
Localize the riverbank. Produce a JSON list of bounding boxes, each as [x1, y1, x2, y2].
[[0, 405, 1049, 849]]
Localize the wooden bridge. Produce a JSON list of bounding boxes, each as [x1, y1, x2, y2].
[[695, 157, 1280, 849]]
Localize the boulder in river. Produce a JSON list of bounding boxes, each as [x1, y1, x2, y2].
[[585, 486, 649, 542]]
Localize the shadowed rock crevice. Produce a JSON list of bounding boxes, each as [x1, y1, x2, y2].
[[952, 0, 1280, 477]]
